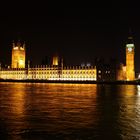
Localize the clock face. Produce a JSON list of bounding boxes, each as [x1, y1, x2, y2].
[[128, 47, 132, 52]]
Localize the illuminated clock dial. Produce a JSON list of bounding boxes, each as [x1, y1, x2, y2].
[[128, 47, 132, 52]]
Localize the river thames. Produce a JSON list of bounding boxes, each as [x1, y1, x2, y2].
[[0, 82, 140, 140]]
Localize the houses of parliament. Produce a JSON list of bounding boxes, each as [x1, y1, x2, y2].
[[0, 36, 135, 81]]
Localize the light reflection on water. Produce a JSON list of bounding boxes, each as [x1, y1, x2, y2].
[[0, 83, 140, 139]]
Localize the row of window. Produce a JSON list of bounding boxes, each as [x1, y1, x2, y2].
[[29, 76, 95, 78], [0, 72, 25, 74], [29, 71, 95, 74]]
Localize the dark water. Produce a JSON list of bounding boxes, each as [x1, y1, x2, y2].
[[0, 83, 140, 140]]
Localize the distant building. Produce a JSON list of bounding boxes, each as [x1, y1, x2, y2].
[[95, 58, 118, 81], [0, 42, 96, 81], [0, 34, 136, 81], [11, 40, 26, 68]]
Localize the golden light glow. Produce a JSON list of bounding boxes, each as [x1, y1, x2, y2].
[[52, 56, 59, 66], [19, 60, 24, 66], [137, 85, 140, 95], [126, 43, 135, 81], [20, 47, 24, 50], [117, 64, 126, 80], [11, 42, 25, 68], [0, 37, 136, 81], [0, 66, 97, 81], [13, 47, 19, 50]]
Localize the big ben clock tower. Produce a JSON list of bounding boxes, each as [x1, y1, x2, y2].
[[126, 36, 135, 80]]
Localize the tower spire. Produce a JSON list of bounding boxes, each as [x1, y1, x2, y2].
[[127, 28, 134, 44], [129, 27, 132, 36]]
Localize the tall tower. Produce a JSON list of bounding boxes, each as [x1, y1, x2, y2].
[[126, 36, 135, 80], [11, 40, 26, 68]]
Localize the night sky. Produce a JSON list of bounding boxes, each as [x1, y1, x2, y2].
[[0, 2, 140, 72]]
